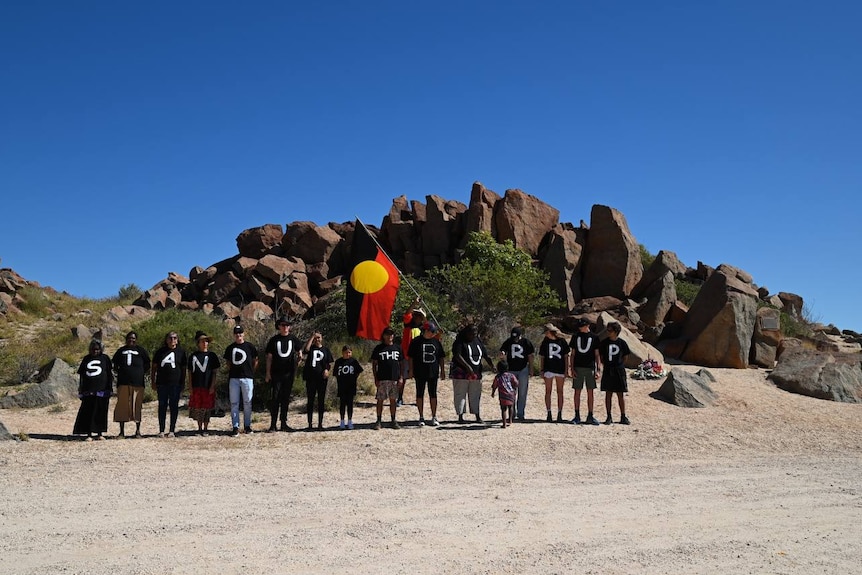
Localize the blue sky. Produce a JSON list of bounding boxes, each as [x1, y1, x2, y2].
[[1, 1, 860, 331]]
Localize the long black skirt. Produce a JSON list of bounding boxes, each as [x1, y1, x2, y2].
[[600, 367, 628, 393], [73, 396, 110, 435]]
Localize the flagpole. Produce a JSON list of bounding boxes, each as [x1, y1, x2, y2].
[[355, 217, 446, 333]]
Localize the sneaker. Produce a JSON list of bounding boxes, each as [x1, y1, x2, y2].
[[556, 412, 564, 422], [619, 415, 631, 425], [280, 424, 292, 432], [373, 421, 382, 430], [571, 415, 581, 425], [458, 414, 465, 423], [347, 421, 354, 430], [431, 417, 440, 427], [339, 421, 346, 430], [475, 416, 483, 423], [391, 421, 401, 430], [418, 419, 426, 427], [603, 416, 613, 425], [96, 435, 106, 441], [231, 427, 240, 436], [268, 425, 277, 433], [244, 427, 254, 434], [166, 431, 175, 438], [586, 415, 600, 426], [396, 399, 404, 407], [546, 412, 553, 422], [84, 436, 93, 442], [158, 431, 167, 438], [202, 431, 209, 437], [134, 431, 142, 438]]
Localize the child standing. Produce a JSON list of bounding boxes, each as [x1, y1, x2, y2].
[[491, 361, 519, 428], [333, 345, 364, 430]]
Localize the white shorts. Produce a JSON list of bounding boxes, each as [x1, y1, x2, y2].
[[543, 372, 565, 379]]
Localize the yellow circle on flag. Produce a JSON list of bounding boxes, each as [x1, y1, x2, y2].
[[351, 260, 390, 294]]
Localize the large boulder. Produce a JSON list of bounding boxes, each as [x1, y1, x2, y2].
[[0, 358, 77, 409], [637, 271, 677, 328], [0, 419, 14, 440], [768, 347, 862, 403], [422, 195, 465, 258], [582, 205, 643, 299], [463, 182, 501, 242], [656, 368, 717, 408], [596, 312, 664, 368], [750, 306, 782, 368], [283, 221, 342, 265], [255, 255, 305, 285], [632, 250, 686, 299], [494, 189, 559, 257], [206, 272, 241, 304], [778, 292, 804, 320], [539, 224, 585, 310], [679, 265, 759, 368], [236, 224, 284, 258]]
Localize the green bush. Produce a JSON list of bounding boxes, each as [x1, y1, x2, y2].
[[17, 286, 51, 316], [117, 283, 143, 302], [674, 278, 702, 307], [639, 244, 655, 270]]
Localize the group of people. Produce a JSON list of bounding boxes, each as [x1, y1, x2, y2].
[[72, 307, 632, 440]]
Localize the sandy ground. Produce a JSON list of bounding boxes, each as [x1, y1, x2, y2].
[[1, 364, 861, 575]]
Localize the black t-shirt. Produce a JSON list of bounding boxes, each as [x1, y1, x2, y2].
[[334, 357, 363, 385], [539, 337, 570, 374], [77, 354, 113, 394], [223, 342, 258, 379], [265, 334, 302, 375], [112, 345, 151, 386], [372, 343, 402, 381], [499, 336, 535, 372], [303, 345, 334, 380], [408, 336, 445, 379], [569, 332, 599, 368], [452, 338, 491, 378], [188, 351, 221, 389], [152, 346, 187, 387], [600, 337, 631, 368]]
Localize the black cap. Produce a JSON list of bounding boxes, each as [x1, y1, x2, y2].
[[233, 325, 244, 334], [576, 318, 590, 328], [276, 315, 291, 327], [511, 326, 523, 337]]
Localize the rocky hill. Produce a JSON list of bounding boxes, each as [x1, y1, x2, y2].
[[2, 182, 861, 373]]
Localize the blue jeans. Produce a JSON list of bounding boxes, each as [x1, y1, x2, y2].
[[514, 366, 530, 419], [229, 377, 254, 429]]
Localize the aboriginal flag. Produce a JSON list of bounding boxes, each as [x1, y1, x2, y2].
[[346, 221, 399, 340]]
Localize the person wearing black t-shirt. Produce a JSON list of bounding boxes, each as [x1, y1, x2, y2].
[[407, 322, 446, 426], [265, 316, 303, 432], [112, 331, 150, 438], [451, 325, 495, 424], [333, 345, 363, 430], [151, 331, 188, 437], [223, 325, 259, 436], [569, 318, 601, 425], [499, 326, 535, 421], [187, 331, 220, 436], [302, 331, 334, 430], [539, 324, 571, 422], [599, 321, 632, 425], [73, 339, 113, 441], [371, 327, 404, 429]]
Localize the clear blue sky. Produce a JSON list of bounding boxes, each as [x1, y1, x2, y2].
[[2, 1, 860, 331]]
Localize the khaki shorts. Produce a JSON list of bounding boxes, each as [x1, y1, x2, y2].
[[572, 367, 597, 390], [375, 380, 399, 401]]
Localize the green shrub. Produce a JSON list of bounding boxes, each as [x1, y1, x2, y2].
[[17, 286, 51, 316], [674, 278, 702, 307], [117, 283, 143, 302], [639, 244, 655, 270]]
